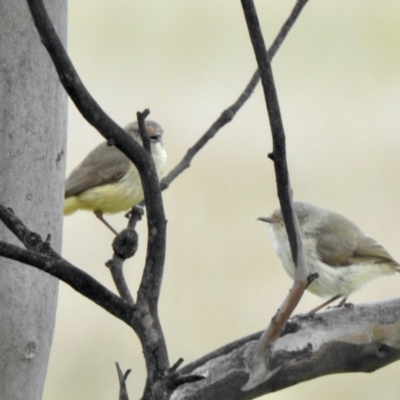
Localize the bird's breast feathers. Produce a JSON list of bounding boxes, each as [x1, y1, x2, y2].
[[269, 224, 397, 298]]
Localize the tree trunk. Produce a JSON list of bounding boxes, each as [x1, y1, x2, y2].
[[0, 0, 67, 398]]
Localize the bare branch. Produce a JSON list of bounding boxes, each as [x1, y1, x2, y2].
[[240, 0, 309, 360], [252, 280, 308, 359], [137, 109, 151, 153], [173, 301, 400, 399], [116, 362, 131, 400], [26, 0, 145, 165], [105, 206, 144, 303], [160, 0, 309, 191], [0, 201, 137, 322], [268, 0, 309, 60], [106, 227, 139, 304], [106, 255, 136, 305], [169, 358, 184, 374], [0, 240, 135, 324], [0, 204, 58, 257], [126, 205, 145, 230], [242, 0, 298, 261]]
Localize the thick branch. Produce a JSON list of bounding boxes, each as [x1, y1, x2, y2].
[[172, 300, 400, 399], [160, 0, 309, 191], [0, 241, 135, 324], [0, 203, 135, 322], [137, 109, 151, 153]]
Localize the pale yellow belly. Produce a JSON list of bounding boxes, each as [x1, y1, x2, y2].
[[64, 165, 144, 215]]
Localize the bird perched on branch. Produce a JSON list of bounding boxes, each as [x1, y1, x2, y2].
[[64, 120, 167, 234], [259, 202, 400, 314]]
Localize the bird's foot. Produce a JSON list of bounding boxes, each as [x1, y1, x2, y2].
[[290, 312, 324, 322], [327, 301, 354, 311]]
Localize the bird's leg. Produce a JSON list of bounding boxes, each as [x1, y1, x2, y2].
[[94, 211, 118, 235], [337, 297, 348, 307], [291, 294, 341, 320], [334, 296, 353, 310], [307, 294, 341, 315]]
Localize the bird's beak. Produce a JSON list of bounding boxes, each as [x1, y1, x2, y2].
[[258, 216, 275, 223]]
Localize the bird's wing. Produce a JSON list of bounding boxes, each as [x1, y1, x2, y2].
[[314, 231, 356, 266], [351, 235, 399, 266], [65, 143, 131, 198], [312, 214, 398, 267]]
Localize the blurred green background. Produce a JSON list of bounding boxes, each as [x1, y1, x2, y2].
[[43, 1, 400, 399]]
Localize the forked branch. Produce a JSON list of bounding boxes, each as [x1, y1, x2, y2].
[[160, 0, 310, 190]]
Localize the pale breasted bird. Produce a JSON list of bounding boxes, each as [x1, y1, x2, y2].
[[259, 202, 400, 313], [64, 120, 167, 234]]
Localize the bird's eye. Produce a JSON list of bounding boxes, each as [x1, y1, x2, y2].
[[150, 134, 161, 142]]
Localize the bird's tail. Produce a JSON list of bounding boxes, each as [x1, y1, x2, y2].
[[64, 197, 80, 216]]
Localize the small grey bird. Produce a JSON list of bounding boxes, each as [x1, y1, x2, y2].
[[259, 202, 400, 313], [64, 120, 167, 234]]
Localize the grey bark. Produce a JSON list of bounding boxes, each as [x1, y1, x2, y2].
[[172, 299, 400, 400], [0, 0, 67, 399]]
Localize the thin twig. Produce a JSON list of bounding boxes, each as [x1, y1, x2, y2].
[[126, 205, 144, 230], [106, 257, 135, 305], [26, 1, 147, 168], [0, 200, 135, 320], [137, 109, 151, 153], [105, 206, 144, 303], [160, 0, 309, 191], [241, 0, 309, 359], [116, 362, 131, 400], [106, 228, 138, 304], [168, 358, 184, 374]]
